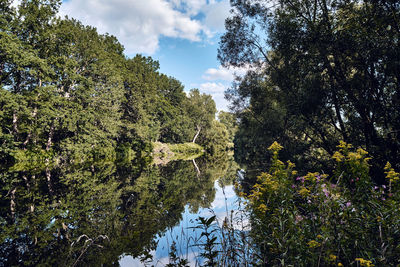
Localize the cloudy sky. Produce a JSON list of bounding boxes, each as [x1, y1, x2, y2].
[[57, 0, 244, 111]]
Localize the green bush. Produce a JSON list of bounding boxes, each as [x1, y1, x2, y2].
[[240, 141, 400, 266]]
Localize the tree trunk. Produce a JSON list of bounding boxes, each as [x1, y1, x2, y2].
[[46, 162, 54, 195], [46, 124, 55, 151], [192, 159, 201, 176], [10, 188, 16, 220], [12, 111, 18, 135], [192, 125, 201, 143]]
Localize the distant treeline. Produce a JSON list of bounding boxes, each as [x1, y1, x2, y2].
[[0, 0, 235, 166]]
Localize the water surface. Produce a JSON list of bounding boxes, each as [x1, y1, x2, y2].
[[0, 153, 238, 266]]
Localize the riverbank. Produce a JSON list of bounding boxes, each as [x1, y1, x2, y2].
[[152, 142, 204, 165]]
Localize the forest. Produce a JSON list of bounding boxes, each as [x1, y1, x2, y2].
[[221, 0, 400, 181], [0, 1, 235, 265], [1, 0, 400, 266], [0, 0, 231, 168], [216, 0, 400, 265]]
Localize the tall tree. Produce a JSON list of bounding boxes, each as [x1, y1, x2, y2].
[[186, 89, 216, 144], [220, 0, 400, 178]]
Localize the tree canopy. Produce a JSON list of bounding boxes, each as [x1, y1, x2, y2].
[[220, 0, 400, 180], [0, 0, 224, 166]]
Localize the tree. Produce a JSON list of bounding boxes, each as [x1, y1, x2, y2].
[[218, 111, 238, 143], [220, 0, 400, 179], [185, 89, 217, 144]]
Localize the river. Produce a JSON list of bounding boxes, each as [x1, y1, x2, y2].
[[0, 153, 240, 266]]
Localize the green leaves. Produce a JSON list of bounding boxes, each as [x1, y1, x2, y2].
[[220, 0, 400, 178]]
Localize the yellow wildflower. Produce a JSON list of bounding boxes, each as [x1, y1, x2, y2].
[[258, 173, 279, 191], [316, 234, 323, 239], [332, 151, 344, 162], [304, 172, 319, 182], [356, 147, 368, 156], [329, 254, 337, 261], [338, 263, 343, 267], [299, 187, 310, 197], [268, 141, 283, 152], [338, 140, 352, 149], [384, 162, 400, 183], [355, 258, 374, 267], [307, 240, 320, 248], [238, 191, 247, 198], [257, 204, 268, 213], [248, 190, 262, 200], [287, 160, 296, 169], [348, 151, 362, 160]]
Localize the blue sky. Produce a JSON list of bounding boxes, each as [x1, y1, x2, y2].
[[56, 0, 248, 110]]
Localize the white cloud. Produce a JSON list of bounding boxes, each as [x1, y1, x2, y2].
[[58, 0, 232, 55], [59, 0, 204, 55], [169, 0, 207, 15], [202, 0, 230, 32], [202, 65, 249, 82], [198, 82, 229, 111], [199, 82, 226, 94], [202, 66, 233, 81]]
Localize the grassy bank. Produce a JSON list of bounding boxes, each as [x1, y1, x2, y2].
[[152, 142, 204, 165]]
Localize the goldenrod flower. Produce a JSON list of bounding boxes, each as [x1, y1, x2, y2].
[[268, 141, 283, 152], [332, 151, 344, 162], [355, 258, 374, 267], [299, 187, 310, 197], [257, 204, 268, 213], [384, 162, 400, 183], [307, 240, 320, 248]]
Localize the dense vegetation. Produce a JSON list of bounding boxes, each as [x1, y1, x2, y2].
[[241, 142, 400, 265], [220, 0, 400, 181], [0, 1, 235, 264], [0, 0, 230, 168], [2, 0, 400, 266], [0, 149, 237, 266], [200, 0, 400, 265]]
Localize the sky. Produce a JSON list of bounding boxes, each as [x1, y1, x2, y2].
[[56, 0, 247, 111]]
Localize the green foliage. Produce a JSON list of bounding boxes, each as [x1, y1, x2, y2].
[[166, 241, 190, 267], [202, 120, 230, 157], [193, 216, 220, 267], [220, 0, 400, 179], [239, 142, 400, 265], [152, 142, 204, 164], [218, 111, 237, 145], [0, 1, 223, 168], [0, 150, 227, 266]]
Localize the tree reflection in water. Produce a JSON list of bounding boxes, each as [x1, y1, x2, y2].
[[0, 152, 238, 266]]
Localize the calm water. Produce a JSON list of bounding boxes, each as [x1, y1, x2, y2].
[[120, 180, 239, 266], [0, 153, 239, 266]]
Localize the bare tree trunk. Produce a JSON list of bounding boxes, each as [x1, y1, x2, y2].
[[22, 175, 35, 212], [46, 124, 55, 151], [192, 159, 201, 176], [12, 111, 18, 135], [192, 125, 201, 143], [23, 133, 31, 149], [23, 107, 38, 149], [10, 188, 16, 220], [46, 162, 54, 195]]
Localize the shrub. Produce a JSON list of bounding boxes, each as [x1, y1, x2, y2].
[[240, 141, 400, 266]]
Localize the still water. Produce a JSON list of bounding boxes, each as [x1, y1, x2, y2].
[[0, 154, 239, 266]]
